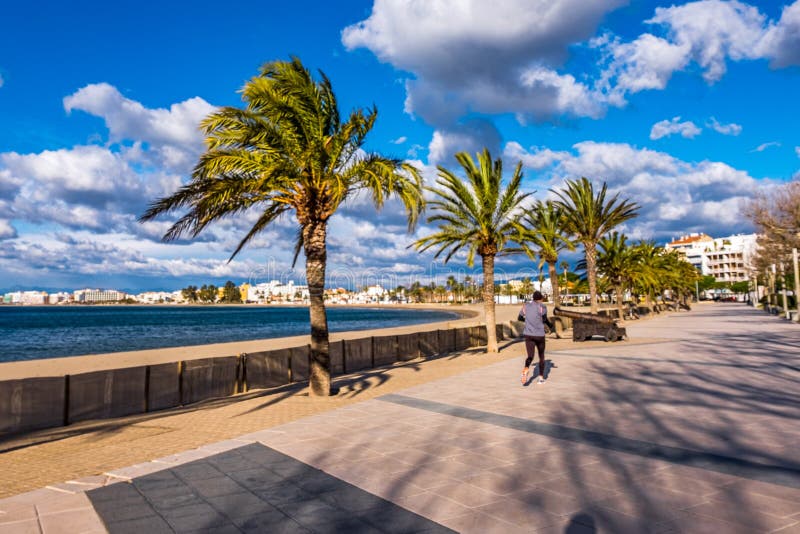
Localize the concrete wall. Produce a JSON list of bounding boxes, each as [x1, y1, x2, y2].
[[418, 331, 439, 358], [245, 350, 290, 390], [68, 367, 146, 424], [0, 377, 65, 435], [289, 346, 310, 382], [344, 337, 372, 372], [0, 322, 509, 437], [397, 333, 420, 361], [373, 335, 398, 367], [181, 356, 239, 405], [148, 363, 180, 412]]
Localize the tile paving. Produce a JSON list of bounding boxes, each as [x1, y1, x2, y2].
[[0, 303, 799, 532]]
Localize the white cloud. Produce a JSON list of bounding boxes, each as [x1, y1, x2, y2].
[[0, 219, 16, 240], [758, 1, 800, 67], [427, 120, 501, 166], [390, 136, 407, 144], [707, 117, 742, 136], [343, 0, 624, 124], [795, 146, 800, 158], [752, 141, 781, 152], [504, 142, 569, 171], [598, 0, 800, 103], [650, 117, 702, 140], [63, 83, 214, 172], [508, 140, 758, 240]]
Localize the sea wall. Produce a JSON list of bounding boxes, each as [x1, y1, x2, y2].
[[0, 322, 512, 437]]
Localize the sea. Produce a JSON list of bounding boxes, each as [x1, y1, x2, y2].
[[0, 305, 461, 363]]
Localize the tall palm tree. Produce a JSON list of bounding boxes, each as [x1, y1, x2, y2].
[[596, 231, 635, 318], [553, 177, 639, 313], [631, 240, 660, 307], [517, 200, 574, 306], [140, 57, 423, 396], [413, 149, 530, 353]]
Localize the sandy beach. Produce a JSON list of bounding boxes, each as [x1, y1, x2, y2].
[[0, 303, 519, 380]]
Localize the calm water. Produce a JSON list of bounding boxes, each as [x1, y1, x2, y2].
[[0, 306, 460, 362]]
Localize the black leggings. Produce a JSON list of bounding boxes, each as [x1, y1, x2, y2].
[[524, 336, 546, 377]]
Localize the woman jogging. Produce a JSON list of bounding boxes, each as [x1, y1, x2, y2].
[[519, 291, 554, 385]]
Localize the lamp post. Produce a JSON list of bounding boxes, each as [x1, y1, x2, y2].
[[793, 248, 800, 323], [780, 263, 790, 319]]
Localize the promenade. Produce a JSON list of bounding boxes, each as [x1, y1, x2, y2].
[[1, 303, 798, 533]]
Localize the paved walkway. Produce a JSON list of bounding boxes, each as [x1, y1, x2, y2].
[[1, 303, 799, 533]]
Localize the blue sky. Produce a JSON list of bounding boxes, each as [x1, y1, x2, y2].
[[1, 0, 798, 292]]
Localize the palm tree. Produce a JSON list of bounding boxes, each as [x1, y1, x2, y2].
[[517, 200, 575, 306], [140, 57, 423, 396], [552, 177, 638, 313], [413, 149, 530, 353], [631, 240, 660, 308], [596, 232, 635, 318]]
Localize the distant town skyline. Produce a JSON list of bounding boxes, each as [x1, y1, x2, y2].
[[1, 1, 798, 291]]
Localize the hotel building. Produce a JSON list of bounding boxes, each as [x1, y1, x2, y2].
[[665, 232, 757, 283]]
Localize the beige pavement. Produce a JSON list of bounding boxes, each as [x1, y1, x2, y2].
[[3, 302, 797, 533]]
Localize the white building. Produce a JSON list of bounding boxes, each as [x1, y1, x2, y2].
[[74, 288, 127, 303], [247, 281, 309, 302], [134, 291, 180, 304], [5, 291, 48, 305], [666, 232, 757, 283], [48, 292, 71, 304]]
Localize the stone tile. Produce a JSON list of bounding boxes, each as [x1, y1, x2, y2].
[[39, 508, 106, 533], [708, 489, 800, 518], [441, 510, 530, 534], [185, 476, 246, 498], [534, 475, 623, 502], [105, 462, 168, 481], [451, 451, 514, 470], [0, 519, 41, 534], [476, 498, 563, 530], [505, 487, 586, 517], [227, 467, 286, 491], [232, 508, 304, 532], [0, 502, 37, 523], [160, 503, 229, 531], [772, 522, 800, 533], [654, 510, 762, 534], [206, 491, 274, 519], [428, 481, 505, 508], [688, 500, 799, 531], [394, 492, 471, 523], [103, 515, 174, 534], [591, 487, 707, 524], [198, 439, 253, 453], [35, 492, 93, 516], [719, 479, 800, 504], [152, 448, 216, 465], [461, 470, 536, 496]]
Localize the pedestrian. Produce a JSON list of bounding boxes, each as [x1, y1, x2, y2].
[[519, 290, 554, 385]]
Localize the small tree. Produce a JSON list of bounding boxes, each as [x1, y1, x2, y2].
[[198, 284, 217, 303], [222, 281, 242, 303], [181, 285, 199, 302]]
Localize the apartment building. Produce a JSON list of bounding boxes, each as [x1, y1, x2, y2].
[[666, 232, 757, 283]]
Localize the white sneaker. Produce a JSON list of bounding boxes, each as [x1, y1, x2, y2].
[[538, 377, 546, 384]]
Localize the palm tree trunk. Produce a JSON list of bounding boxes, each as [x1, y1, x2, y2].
[[548, 262, 560, 307], [615, 283, 624, 319], [585, 243, 599, 313], [304, 220, 331, 396], [482, 254, 498, 353]]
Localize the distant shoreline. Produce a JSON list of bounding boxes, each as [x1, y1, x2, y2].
[[0, 303, 499, 380]]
